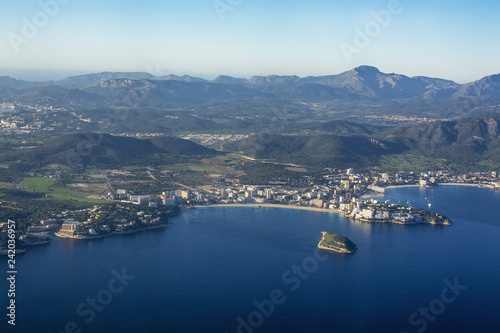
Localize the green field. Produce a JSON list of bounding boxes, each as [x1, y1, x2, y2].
[[188, 164, 220, 172], [286, 167, 307, 172], [164, 164, 220, 172], [121, 166, 143, 171], [46, 187, 111, 204], [19, 177, 56, 192], [213, 155, 231, 161], [68, 183, 108, 188], [224, 153, 247, 165], [85, 168, 110, 174]]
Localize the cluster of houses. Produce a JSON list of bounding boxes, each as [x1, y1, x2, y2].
[[5, 168, 496, 241], [24, 204, 170, 239], [109, 168, 500, 215], [348, 201, 424, 223], [115, 183, 364, 209]]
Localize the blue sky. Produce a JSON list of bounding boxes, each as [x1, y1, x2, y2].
[[1, 0, 499, 82]]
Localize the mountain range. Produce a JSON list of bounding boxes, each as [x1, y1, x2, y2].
[[1, 113, 499, 177], [1, 66, 500, 173], [1, 66, 499, 120], [226, 113, 500, 170]]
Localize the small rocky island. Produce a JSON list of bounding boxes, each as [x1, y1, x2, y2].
[[317, 232, 357, 254]]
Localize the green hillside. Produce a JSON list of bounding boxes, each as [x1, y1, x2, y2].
[[224, 133, 406, 168], [318, 232, 357, 254], [378, 113, 500, 168], [3, 133, 218, 172]]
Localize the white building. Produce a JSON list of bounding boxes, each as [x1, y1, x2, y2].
[[360, 209, 375, 219], [162, 196, 182, 205], [57, 222, 83, 237], [369, 185, 386, 194]]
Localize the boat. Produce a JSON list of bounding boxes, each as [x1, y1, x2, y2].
[[0, 247, 27, 255]]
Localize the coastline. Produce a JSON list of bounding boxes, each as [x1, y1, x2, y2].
[[55, 223, 168, 240], [438, 183, 483, 187], [193, 202, 451, 226], [360, 183, 481, 199], [384, 184, 420, 189], [194, 203, 344, 215], [385, 183, 483, 189], [359, 192, 385, 200]]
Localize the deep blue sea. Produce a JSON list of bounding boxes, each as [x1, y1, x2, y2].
[[1, 185, 499, 333]]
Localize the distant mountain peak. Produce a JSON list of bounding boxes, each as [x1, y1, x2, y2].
[[1, 68, 499, 113], [353, 65, 380, 75], [212, 75, 247, 85]]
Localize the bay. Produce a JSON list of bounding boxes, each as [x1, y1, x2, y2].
[[1, 185, 499, 333]]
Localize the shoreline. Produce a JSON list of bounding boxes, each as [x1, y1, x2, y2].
[[190, 182, 495, 219], [362, 182, 492, 198], [194, 203, 344, 215], [438, 183, 483, 187], [317, 232, 357, 254], [192, 203, 452, 226], [55, 223, 168, 240], [384, 184, 420, 189], [385, 183, 483, 189]]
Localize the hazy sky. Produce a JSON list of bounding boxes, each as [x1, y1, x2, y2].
[[1, 0, 499, 82]]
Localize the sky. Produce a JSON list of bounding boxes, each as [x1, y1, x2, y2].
[[1, 0, 500, 83]]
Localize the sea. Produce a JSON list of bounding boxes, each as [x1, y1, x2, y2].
[[1, 185, 499, 333]]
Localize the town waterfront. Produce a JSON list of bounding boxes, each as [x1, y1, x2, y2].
[[1, 185, 499, 333]]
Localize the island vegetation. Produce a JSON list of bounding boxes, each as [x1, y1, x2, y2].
[[317, 232, 357, 254]]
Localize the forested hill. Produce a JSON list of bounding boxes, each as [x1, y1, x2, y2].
[[3, 134, 217, 171], [225, 113, 500, 169], [2, 114, 500, 174], [224, 134, 406, 168], [377, 113, 500, 166]]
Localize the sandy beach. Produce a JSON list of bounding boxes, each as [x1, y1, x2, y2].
[[192, 183, 493, 215], [359, 192, 385, 200], [384, 184, 420, 189], [438, 183, 482, 187]]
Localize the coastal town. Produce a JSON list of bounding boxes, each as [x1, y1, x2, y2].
[[3, 167, 498, 248], [98, 167, 499, 217], [0, 203, 178, 244]]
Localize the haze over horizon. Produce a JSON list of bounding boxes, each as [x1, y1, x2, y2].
[[1, 65, 500, 85], [1, 0, 500, 83]]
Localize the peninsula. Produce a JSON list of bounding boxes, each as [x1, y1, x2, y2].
[[317, 232, 357, 254]]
